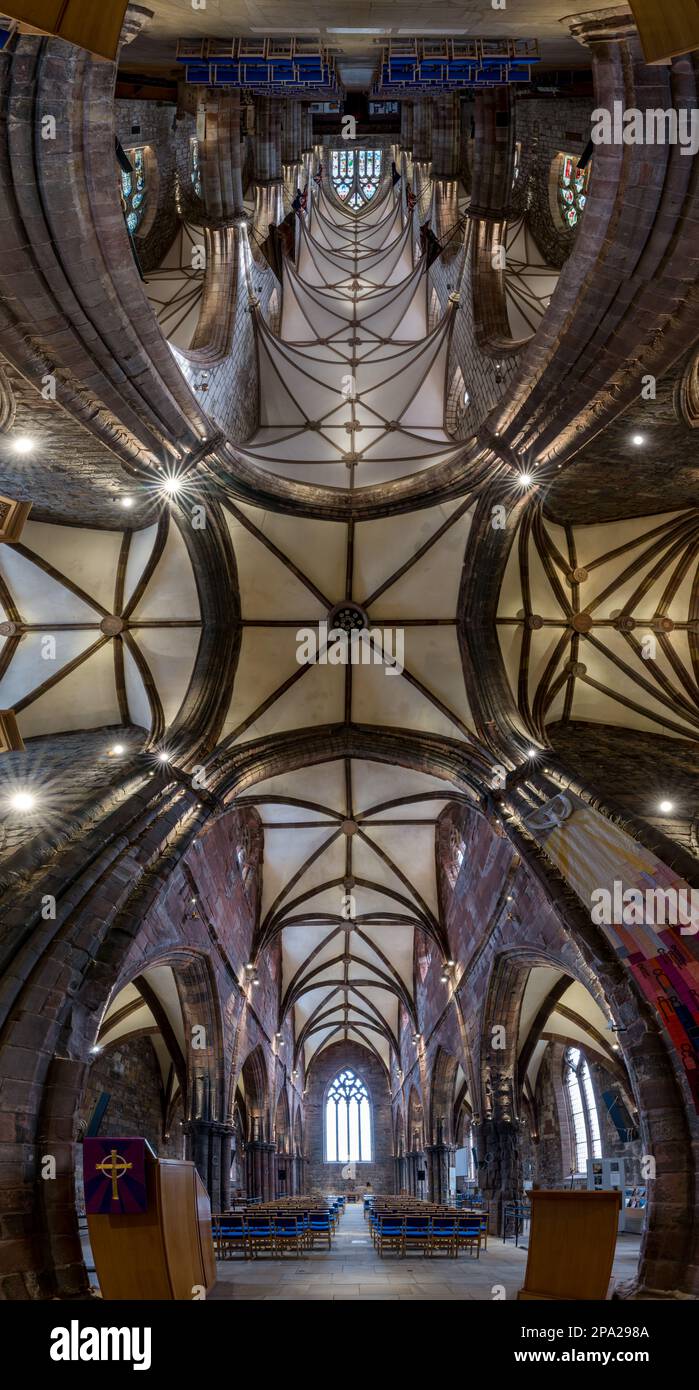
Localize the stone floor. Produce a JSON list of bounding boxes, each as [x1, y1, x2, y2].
[[209, 1202, 642, 1301]]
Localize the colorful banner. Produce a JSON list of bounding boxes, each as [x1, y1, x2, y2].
[[525, 793, 699, 1110]]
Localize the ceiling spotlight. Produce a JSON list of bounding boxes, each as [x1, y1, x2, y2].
[[8, 791, 35, 812], [120, 496, 134, 509], [463, 388, 470, 407], [110, 743, 125, 756], [162, 476, 183, 497], [157, 750, 171, 763], [89, 1045, 101, 1055], [519, 472, 533, 487], [11, 435, 34, 454], [631, 434, 645, 446], [412, 1032, 421, 1045], [658, 800, 674, 814], [527, 748, 538, 759]]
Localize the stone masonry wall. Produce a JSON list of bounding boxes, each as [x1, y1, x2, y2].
[[305, 1040, 394, 1194]]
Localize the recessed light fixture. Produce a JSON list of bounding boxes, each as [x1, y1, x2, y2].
[[157, 750, 171, 763], [519, 473, 533, 487], [163, 476, 183, 497], [631, 434, 645, 446], [527, 748, 538, 759], [463, 388, 470, 407], [11, 435, 34, 454], [8, 791, 35, 811], [110, 743, 125, 756], [120, 496, 134, 509], [658, 799, 674, 814]]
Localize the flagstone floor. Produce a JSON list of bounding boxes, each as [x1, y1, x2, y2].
[[208, 1202, 642, 1301]]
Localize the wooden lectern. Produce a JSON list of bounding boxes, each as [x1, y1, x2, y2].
[[0, 2, 130, 61], [518, 1189, 622, 1300], [86, 1146, 217, 1301]]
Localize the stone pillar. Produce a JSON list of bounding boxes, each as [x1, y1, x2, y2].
[[411, 98, 432, 161], [425, 1143, 452, 1203], [430, 93, 460, 180], [199, 89, 244, 221], [400, 100, 413, 151], [220, 1127, 233, 1211], [475, 1118, 522, 1236], [186, 1119, 229, 1212], [301, 103, 314, 152], [254, 96, 283, 183], [468, 88, 514, 220], [281, 99, 302, 165]]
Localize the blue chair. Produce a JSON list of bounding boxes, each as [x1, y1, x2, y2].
[[247, 1214, 275, 1257], [212, 1213, 249, 1259], [274, 1214, 303, 1255], [309, 1210, 332, 1249], [403, 1214, 430, 1256], [457, 1215, 481, 1258], [429, 1216, 457, 1258], [376, 1215, 404, 1257]]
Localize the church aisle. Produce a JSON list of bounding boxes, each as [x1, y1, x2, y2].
[[209, 1204, 641, 1301]]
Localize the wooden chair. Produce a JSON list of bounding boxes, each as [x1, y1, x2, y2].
[[274, 1214, 304, 1256], [247, 1214, 276, 1258], [376, 1215, 404, 1257], [403, 1213, 430, 1257], [429, 1215, 457, 1258], [456, 1214, 481, 1258], [308, 1210, 332, 1249]]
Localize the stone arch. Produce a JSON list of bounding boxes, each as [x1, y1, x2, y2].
[[480, 945, 697, 1295], [429, 1046, 460, 1146], [239, 1044, 270, 1141]]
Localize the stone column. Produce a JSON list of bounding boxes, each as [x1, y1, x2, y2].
[[475, 1118, 522, 1236], [425, 1143, 452, 1203], [400, 100, 413, 151], [468, 88, 514, 220], [281, 99, 302, 165], [301, 103, 314, 152], [430, 93, 460, 180], [411, 98, 432, 161], [254, 96, 283, 183], [199, 89, 244, 221]]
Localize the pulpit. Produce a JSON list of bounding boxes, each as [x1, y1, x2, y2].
[[84, 1138, 217, 1300], [517, 1189, 622, 1300]]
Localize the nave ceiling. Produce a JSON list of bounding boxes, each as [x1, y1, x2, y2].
[[1, 93, 697, 1093]]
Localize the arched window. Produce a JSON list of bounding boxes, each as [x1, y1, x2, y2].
[[121, 146, 148, 235], [357, 147, 382, 203], [565, 1046, 602, 1173], [325, 1069, 372, 1162], [557, 152, 591, 228], [331, 148, 354, 200], [331, 148, 383, 208]]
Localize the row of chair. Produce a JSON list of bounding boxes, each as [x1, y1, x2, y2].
[[212, 1202, 341, 1258], [369, 1208, 485, 1258]]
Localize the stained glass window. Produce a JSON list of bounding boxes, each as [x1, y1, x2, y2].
[[358, 147, 381, 202], [558, 153, 591, 229], [325, 1069, 372, 1162], [121, 146, 147, 235], [330, 148, 382, 207], [565, 1046, 602, 1173], [331, 148, 354, 201], [190, 137, 202, 200]]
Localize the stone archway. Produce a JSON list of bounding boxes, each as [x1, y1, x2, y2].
[[480, 947, 697, 1296]]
